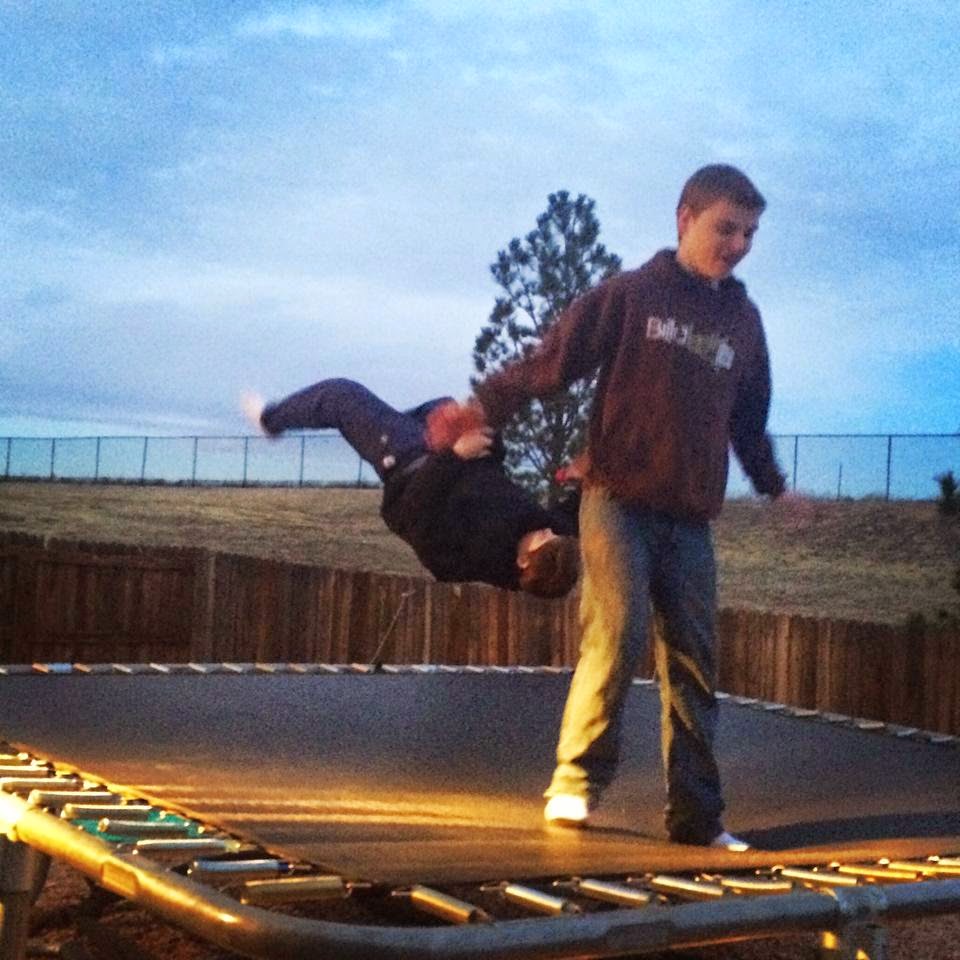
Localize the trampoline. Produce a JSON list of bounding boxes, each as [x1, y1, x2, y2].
[[2, 663, 960, 959]]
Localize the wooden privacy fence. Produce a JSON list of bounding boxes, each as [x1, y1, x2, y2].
[[2, 531, 958, 734]]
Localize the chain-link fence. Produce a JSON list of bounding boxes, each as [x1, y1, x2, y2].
[[0, 433, 378, 487], [2, 432, 958, 499]]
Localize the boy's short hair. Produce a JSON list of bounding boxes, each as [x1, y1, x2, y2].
[[677, 164, 766, 216], [518, 535, 580, 599]]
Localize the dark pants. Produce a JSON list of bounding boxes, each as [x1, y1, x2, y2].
[[260, 378, 451, 480]]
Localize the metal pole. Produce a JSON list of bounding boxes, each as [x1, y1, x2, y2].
[[94, 436, 101, 481], [192, 437, 199, 486], [49, 438, 56, 479], [0, 838, 49, 960], [4, 437, 10, 478], [299, 436, 306, 487], [837, 463, 843, 500], [141, 437, 149, 484], [242, 437, 249, 487], [792, 435, 799, 491], [885, 435, 893, 501]]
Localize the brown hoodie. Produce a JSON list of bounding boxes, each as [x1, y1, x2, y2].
[[473, 249, 786, 521]]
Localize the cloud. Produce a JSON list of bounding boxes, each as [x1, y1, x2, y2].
[[236, 4, 396, 41], [4, 2, 959, 439], [150, 41, 226, 67]]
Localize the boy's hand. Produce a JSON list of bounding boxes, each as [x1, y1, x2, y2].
[[452, 427, 494, 460], [425, 399, 488, 451]]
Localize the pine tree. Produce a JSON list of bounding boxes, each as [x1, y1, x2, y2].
[[472, 191, 620, 501]]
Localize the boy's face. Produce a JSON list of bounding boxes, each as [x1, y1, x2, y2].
[[676, 198, 760, 282]]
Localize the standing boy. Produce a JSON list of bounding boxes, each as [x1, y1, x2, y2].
[[471, 165, 787, 847]]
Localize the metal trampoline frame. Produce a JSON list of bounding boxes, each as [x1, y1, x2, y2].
[[3, 662, 960, 960]]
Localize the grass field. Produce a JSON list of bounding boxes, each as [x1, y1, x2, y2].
[[3, 480, 958, 625]]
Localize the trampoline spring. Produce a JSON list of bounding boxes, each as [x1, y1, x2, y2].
[[253, 663, 284, 673], [886, 860, 960, 877], [717, 876, 795, 896], [31, 791, 122, 812], [0, 764, 53, 777], [1, 777, 79, 794], [888, 726, 921, 738], [0, 754, 36, 765], [500, 883, 581, 915], [188, 858, 294, 882], [835, 864, 921, 883], [30, 662, 73, 674], [566, 877, 654, 907], [61, 800, 150, 818], [776, 867, 859, 888], [405, 884, 492, 924], [239, 874, 349, 905], [187, 662, 219, 674], [134, 837, 240, 854], [97, 818, 194, 839], [647, 875, 725, 901], [819, 712, 850, 724]]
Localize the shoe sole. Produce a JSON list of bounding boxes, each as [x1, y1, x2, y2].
[[544, 815, 589, 828]]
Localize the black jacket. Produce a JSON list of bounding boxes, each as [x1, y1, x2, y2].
[[380, 448, 577, 590]]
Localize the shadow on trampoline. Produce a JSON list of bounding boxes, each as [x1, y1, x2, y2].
[[748, 812, 960, 851]]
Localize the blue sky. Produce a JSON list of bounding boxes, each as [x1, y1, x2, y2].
[[2, 0, 958, 438]]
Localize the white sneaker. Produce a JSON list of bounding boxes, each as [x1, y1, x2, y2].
[[711, 829, 751, 852], [544, 794, 591, 827]]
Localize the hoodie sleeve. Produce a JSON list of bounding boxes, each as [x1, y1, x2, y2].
[[473, 278, 623, 429], [729, 312, 787, 498]]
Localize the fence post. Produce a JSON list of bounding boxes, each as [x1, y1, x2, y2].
[[140, 437, 149, 484], [792, 435, 799, 491], [4, 437, 11, 478], [94, 437, 101, 481], [191, 437, 198, 486], [242, 437, 249, 486], [885, 435, 893, 501], [299, 436, 305, 487], [49, 439, 56, 480]]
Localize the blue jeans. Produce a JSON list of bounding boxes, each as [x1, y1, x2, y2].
[[546, 486, 724, 844], [261, 379, 451, 481]]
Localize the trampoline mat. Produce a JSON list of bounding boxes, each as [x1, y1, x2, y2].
[[1, 669, 958, 885]]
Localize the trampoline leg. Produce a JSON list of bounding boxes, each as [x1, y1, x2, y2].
[[819, 883, 890, 960], [0, 837, 48, 960], [820, 926, 888, 959]]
